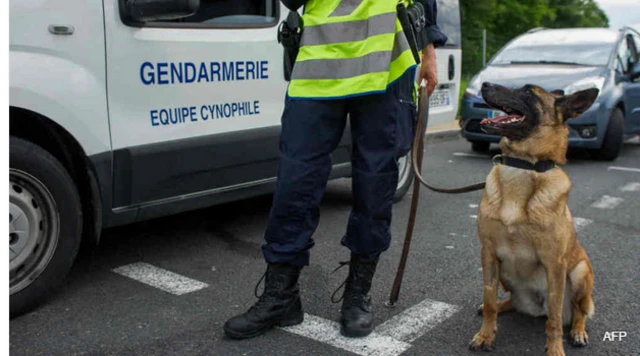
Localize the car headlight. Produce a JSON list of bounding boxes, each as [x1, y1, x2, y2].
[[465, 77, 481, 97], [563, 76, 605, 96]]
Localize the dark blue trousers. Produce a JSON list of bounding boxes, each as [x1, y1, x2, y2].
[[262, 68, 417, 267]]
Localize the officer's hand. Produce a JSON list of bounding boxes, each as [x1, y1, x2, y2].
[[419, 43, 438, 96]]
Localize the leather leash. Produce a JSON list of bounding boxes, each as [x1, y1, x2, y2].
[[386, 85, 486, 307]]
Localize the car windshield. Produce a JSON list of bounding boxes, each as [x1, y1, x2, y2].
[[490, 30, 618, 67]]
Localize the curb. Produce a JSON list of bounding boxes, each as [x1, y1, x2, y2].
[[425, 128, 461, 143]]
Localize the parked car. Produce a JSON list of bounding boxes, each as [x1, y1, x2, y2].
[[459, 26, 640, 160]]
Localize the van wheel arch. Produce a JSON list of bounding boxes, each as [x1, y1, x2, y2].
[[9, 107, 103, 247]]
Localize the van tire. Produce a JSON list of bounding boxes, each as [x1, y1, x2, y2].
[[394, 153, 414, 202], [594, 108, 624, 161], [9, 136, 82, 318]]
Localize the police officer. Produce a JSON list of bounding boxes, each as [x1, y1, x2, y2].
[[224, 0, 448, 339]]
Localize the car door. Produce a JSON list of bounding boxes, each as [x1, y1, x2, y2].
[[624, 32, 640, 133], [103, 0, 287, 217]]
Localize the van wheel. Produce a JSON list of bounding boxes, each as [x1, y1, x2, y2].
[[594, 108, 624, 161], [394, 153, 414, 202], [10, 137, 82, 318]]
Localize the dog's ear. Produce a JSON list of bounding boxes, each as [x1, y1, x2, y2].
[[555, 88, 599, 121]]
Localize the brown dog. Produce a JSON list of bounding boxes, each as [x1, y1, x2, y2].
[[468, 82, 598, 356]]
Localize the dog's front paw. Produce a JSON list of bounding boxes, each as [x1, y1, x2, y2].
[[570, 329, 589, 347], [545, 339, 565, 356], [469, 330, 496, 352]]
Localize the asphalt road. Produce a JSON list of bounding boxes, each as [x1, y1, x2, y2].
[[10, 136, 640, 356]]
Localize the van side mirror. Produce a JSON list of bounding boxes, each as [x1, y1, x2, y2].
[[121, 0, 199, 23]]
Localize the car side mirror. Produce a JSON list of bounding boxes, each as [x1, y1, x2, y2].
[[631, 62, 640, 81], [121, 0, 199, 23]]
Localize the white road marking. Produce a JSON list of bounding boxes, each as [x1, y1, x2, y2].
[[281, 313, 412, 356], [449, 233, 457, 236], [608, 166, 640, 173], [470, 215, 478, 219], [453, 152, 486, 158], [112, 262, 209, 295], [573, 217, 593, 232], [376, 298, 460, 343], [620, 182, 640, 192], [445, 245, 455, 249], [469, 204, 478, 208], [591, 195, 624, 209]]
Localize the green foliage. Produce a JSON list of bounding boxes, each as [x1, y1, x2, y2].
[[459, 0, 609, 79]]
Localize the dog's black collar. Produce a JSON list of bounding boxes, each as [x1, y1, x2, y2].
[[492, 155, 556, 173]]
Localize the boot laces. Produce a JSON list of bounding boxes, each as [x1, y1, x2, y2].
[[330, 260, 371, 307], [249, 271, 282, 312]]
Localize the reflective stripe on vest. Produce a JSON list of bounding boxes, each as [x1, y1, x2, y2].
[[287, 0, 418, 99]]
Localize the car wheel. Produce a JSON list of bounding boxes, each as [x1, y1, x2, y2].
[[393, 153, 414, 202], [471, 141, 490, 152], [9, 137, 82, 318], [594, 108, 624, 161]]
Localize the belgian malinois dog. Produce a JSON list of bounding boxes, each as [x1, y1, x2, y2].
[[469, 82, 598, 356]]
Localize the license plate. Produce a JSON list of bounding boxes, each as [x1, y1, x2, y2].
[[487, 110, 506, 118], [429, 89, 450, 107]]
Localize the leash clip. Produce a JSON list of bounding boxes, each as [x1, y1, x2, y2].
[[491, 154, 503, 166]]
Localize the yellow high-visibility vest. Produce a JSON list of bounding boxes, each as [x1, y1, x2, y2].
[[287, 0, 419, 99]]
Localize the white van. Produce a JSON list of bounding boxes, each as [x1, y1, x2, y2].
[[9, 0, 461, 316]]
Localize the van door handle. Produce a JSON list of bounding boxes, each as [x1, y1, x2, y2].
[[448, 55, 455, 81], [49, 25, 74, 35]]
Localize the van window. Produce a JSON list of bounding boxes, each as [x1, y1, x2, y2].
[[130, 0, 279, 28], [436, 0, 461, 47]]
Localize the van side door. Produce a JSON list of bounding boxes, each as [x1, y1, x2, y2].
[[103, 0, 287, 219]]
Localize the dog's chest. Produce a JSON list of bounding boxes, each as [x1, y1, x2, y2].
[[482, 165, 568, 229], [496, 167, 535, 227]]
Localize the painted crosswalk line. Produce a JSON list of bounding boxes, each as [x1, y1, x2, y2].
[[591, 195, 624, 209], [112, 262, 209, 295], [620, 182, 640, 192], [608, 166, 640, 173], [281, 313, 412, 356], [376, 298, 460, 343], [280, 297, 460, 356], [573, 217, 593, 232], [453, 152, 487, 158]]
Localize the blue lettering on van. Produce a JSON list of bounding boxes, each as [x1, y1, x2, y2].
[[140, 62, 155, 85], [149, 100, 261, 127], [185, 63, 197, 83], [139, 61, 269, 86], [157, 62, 169, 85]]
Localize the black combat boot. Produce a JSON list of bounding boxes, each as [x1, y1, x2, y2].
[[331, 253, 379, 337], [223, 263, 304, 339]]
